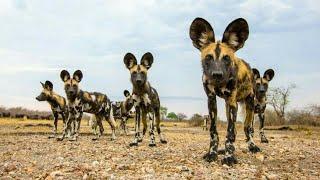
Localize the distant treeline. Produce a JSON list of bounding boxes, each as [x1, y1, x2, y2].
[[0, 106, 91, 120], [0, 106, 52, 119]]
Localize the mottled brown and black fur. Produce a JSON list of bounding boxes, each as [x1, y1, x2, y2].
[[36, 80, 68, 138], [124, 52, 167, 147], [252, 68, 275, 143], [189, 17, 260, 165], [112, 90, 134, 135], [58, 70, 116, 141]]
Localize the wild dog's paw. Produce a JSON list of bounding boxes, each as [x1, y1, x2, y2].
[[160, 139, 167, 144], [137, 139, 143, 143], [149, 143, 156, 147], [217, 149, 226, 155], [48, 135, 56, 139], [221, 155, 238, 166], [110, 136, 116, 141], [56, 136, 64, 141], [248, 143, 261, 153], [261, 137, 269, 143], [203, 152, 218, 162], [92, 137, 98, 141], [69, 136, 77, 141], [129, 142, 138, 147]]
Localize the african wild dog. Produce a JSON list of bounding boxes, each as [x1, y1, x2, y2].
[[189, 18, 260, 165], [112, 90, 134, 135], [124, 52, 167, 147], [58, 70, 116, 141], [36, 81, 69, 138], [252, 68, 275, 143]]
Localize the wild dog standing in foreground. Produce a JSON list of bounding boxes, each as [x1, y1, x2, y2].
[[252, 68, 275, 143], [112, 90, 134, 135], [58, 70, 116, 141], [124, 52, 167, 146], [189, 18, 260, 165], [36, 81, 69, 138]]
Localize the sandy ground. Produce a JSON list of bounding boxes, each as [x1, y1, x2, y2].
[[0, 118, 319, 179]]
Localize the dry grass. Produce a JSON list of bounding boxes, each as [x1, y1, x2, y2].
[[0, 118, 319, 179]]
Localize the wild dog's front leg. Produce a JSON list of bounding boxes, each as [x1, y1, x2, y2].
[[70, 109, 83, 141], [130, 106, 140, 146], [57, 111, 74, 141], [203, 95, 219, 162], [258, 113, 268, 143], [122, 117, 129, 135], [244, 95, 261, 153], [155, 109, 167, 144], [221, 102, 238, 166], [139, 110, 147, 142], [148, 112, 156, 147], [105, 108, 116, 141], [49, 112, 59, 139]]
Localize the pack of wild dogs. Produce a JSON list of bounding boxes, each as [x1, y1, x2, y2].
[[35, 17, 274, 166]]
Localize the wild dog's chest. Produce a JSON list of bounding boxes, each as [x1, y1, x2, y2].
[[254, 98, 266, 113], [132, 93, 151, 107]]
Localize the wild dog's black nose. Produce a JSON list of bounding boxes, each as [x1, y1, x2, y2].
[[136, 79, 142, 84], [36, 97, 40, 101], [211, 71, 223, 78]]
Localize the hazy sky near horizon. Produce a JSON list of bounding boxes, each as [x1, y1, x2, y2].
[[0, 0, 319, 119]]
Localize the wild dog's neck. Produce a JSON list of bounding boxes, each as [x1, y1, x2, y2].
[[132, 82, 150, 96], [66, 90, 81, 103], [47, 92, 65, 108], [255, 94, 266, 104]]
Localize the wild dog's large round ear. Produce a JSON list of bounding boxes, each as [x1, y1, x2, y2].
[[222, 18, 249, 51], [45, 81, 53, 91], [40, 82, 45, 88], [124, 53, 137, 70], [252, 68, 260, 79], [189, 17, 215, 50], [60, 70, 70, 82], [263, 69, 274, 81], [73, 70, 83, 82], [140, 52, 153, 69], [123, 90, 130, 97]]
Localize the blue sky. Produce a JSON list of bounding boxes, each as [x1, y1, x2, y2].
[[0, 0, 319, 119]]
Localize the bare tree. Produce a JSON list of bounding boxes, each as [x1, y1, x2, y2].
[[268, 84, 296, 123], [177, 113, 187, 121]]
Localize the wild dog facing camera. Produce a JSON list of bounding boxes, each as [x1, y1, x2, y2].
[[252, 68, 275, 96], [124, 52, 153, 87], [60, 70, 83, 99], [190, 17, 249, 87]]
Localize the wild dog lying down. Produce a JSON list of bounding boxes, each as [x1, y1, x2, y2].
[[112, 90, 134, 135], [36, 80, 69, 138], [189, 17, 260, 165], [252, 68, 275, 143], [58, 70, 116, 141], [124, 52, 167, 146]]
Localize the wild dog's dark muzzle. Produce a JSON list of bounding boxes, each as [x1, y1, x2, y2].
[[36, 94, 45, 101], [258, 86, 266, 94], [211, 70, 223, 78]]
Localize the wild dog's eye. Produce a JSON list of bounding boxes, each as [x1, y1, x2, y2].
[[205, 55, 213, 61], [66, 84, 70, 88], [263, 83, 268, 86], [256, 83, 261, 86], [223, 55, 231, 65]]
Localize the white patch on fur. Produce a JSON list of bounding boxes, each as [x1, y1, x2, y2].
[[90, 94, 96, 102], [132, 94, 141, 106], [228, 33, 239, 47], [142, 94, 151, 106]]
